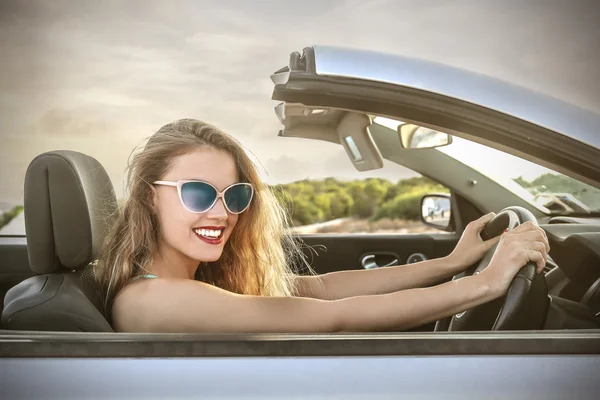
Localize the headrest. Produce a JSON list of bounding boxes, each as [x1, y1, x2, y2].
[[24, 151, 117, 274]]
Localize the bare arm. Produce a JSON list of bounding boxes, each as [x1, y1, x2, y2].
[[296, 255, 458, 300], [297, 213, 504, 300], [113, 272, 495, 333]]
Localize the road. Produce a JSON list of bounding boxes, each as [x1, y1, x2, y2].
[[290, 218, 351, 234]]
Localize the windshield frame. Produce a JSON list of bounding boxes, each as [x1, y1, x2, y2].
[[272, 69, 600, 195]]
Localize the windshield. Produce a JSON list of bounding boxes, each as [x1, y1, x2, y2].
[[437, 136, 600, 215], [373, 117, 600, 215]]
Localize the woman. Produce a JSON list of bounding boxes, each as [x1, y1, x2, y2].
[[94, 118, 550, 333]]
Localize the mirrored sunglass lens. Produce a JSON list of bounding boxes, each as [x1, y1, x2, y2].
[[224, 184, 253, 213], [181, 182, 217, 212]]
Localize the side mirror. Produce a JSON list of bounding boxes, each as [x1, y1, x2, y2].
[[399, 124, 452, 149], [420, 194, 452, 231]]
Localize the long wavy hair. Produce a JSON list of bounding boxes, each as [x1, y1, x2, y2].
[[93, 119, 309, 313]]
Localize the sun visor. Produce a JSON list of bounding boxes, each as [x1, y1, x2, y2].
[[275, 103, 341, 145], [336, 112, 384, 171], [275, 103, 384, 171]]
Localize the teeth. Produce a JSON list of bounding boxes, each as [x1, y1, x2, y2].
[[194, 228, 223, 238]]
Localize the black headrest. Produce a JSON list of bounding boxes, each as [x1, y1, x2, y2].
[[24, 151, 117, 274]]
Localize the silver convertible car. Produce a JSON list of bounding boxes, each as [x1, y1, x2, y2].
[[1, 45, 600, 399]]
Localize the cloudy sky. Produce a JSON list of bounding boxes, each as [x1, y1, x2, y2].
[[0, 0, 599, 205]]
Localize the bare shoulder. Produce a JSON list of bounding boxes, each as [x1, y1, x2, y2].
[[112, 278, 217, 332], [112, 278, 159, 332]]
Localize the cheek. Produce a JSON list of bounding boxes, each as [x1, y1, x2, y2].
[[156, 196, 192, 243], [226, 214, 239, 237]]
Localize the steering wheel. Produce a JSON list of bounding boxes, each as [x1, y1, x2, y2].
[[434, 206, 549, 331]]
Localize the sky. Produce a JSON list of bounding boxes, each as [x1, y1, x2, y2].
[[0, 0, 599, 205]]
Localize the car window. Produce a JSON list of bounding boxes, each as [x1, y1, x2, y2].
[[264, 132, 454, 235], [276, 173, 451, 235]]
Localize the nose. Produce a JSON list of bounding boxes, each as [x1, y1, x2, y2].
[[206, 198, 228, 220]]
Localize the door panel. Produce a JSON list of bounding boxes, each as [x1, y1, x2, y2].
[[298, 232, 460, 332], [299, 233, 459, 275]]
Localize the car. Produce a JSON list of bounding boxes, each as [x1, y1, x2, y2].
[[1, 45, 600, 399]]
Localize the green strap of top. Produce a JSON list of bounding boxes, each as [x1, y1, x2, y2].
[[129, 273, 159, 283]]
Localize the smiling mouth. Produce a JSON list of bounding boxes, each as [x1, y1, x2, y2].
[[193, 227, 225, 244]]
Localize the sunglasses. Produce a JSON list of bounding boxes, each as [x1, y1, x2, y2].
[[153, 180, 254, 214]]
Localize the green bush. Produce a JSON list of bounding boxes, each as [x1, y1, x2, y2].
[[373, 192, 424, 221], [272, 176, 448, 225], [326, 190, 353, 219], [290, 198, 324, 226], [0, 205, 24, 230]]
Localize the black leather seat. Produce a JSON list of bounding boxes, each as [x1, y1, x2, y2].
[[1, 150, 117, 331]]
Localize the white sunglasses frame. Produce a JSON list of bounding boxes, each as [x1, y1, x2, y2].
[[153, 180, 254, 215]]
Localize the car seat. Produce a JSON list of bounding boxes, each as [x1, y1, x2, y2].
[[1, 150, 116, 331]]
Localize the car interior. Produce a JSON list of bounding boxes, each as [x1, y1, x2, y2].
[[1, 107, 600, 334]]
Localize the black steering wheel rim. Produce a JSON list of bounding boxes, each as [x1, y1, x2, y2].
[[436, 206, 549, 332]]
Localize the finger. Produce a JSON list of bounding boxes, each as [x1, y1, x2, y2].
[[510, 221, 538, 234], [525, 241, 548, 265], [474, 212, 496, 233], [481, 233, 502, 250], [531, 226, 550, 252], [512, 229, 550, 253], [526, 249, 545, 274], [517, 229, 550, 251], [539, 228, 550, 250], [474, 212, 497, 241]]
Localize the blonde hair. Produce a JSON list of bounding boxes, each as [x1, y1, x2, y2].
[[93, 119, 309, 313]]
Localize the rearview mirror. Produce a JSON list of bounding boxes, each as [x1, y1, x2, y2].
[[420, 194, 452, 231], [399, 124, 452, 149]]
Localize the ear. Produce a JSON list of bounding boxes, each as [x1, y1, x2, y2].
[[150, 185, 159, 213]]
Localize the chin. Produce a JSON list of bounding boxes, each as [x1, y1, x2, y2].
[[191, 249, 223, 263]]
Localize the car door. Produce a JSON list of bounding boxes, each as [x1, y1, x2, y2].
[[2, 330, 600, 399], [299, 232, 458, 275]]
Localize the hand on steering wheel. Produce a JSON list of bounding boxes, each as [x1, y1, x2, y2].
[[436, 207, 551, 332], [481, 221, 550, 296], [446, 212, 503, 273]]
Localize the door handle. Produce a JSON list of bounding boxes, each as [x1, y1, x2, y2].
[[361, 254, 399, 269]]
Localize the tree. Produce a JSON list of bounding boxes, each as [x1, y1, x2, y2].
[[374, 192, 423, 221], [291, 198, 324, 225], [312, 194, 332, 221], [326, 190, 354, 219]]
